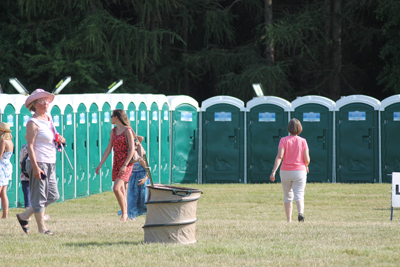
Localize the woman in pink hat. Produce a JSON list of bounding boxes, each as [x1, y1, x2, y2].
[[0, 122, 14, 219], [16, 89, 66, 235]]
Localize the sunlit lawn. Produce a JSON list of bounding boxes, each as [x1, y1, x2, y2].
[[1, 183, 400, 266]]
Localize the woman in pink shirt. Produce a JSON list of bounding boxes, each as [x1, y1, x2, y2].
[[270, 118, 310, 222]]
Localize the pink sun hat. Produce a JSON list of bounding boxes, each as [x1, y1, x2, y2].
[[25, 89, 55, 108]]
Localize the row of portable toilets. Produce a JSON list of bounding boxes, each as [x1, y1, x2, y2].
[[1, 93, 400, 208]]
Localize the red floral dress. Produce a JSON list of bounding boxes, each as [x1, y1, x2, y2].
[[112, 128, 133, 182]]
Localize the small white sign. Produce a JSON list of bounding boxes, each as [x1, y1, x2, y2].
[[92, 113, 97, 124], [164, 110, 169, 121], [129, 111, 135, 121], [259, 112, 276, 122], [152, 111, 158, 121], [79, 113, 86, 124], [7, 115, 14, 127], [392, 172, 400, 207], [393, 112, 400, 121], [215, 112, 232, 122], [104, 112, 110, 122], [140, 110, 146, 121], [349, 111, 366, 121], [303, 112, 320, 122], [53, 115, 60, 127], [67, 114, 72, 125], [181, 111, 193, 122]]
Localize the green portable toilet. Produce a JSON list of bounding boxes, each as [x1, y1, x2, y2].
[[246, 96, 291, 184], [380, 95, 400, 183], [17, 100, 31, 206], [168, 95, 199, 184], [127, 101, 137, 132], [99, 96, 113, 192], [75, 100, 89, 197], [151, 95, 170, 185], [0, 95, 19, 208], [118, 93, 137, 131], [335, 95, 380, 183], [160, 97, 170, 184], [50, 101, 64, 202], [291, 96, 335, 183], [137, 99, 149, 164], [116, 101, 124, 111], [146, 95, 160, 184], [200, 96, 245, 183], [88, 100, 101, 195], [63, 102, 76, 200]]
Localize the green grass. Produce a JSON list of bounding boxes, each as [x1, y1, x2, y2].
[[1, 183, 400, 266]]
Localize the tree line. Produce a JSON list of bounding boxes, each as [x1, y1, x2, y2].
[[0, 0, 399, 103]]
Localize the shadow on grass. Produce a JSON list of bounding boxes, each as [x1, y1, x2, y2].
[[64, 241, 143, 247]]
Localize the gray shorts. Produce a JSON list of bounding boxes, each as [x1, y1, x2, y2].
[[26, 161, 59, 213], [280, 170, 307, 203]]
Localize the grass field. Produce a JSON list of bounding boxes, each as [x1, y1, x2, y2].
[[1, 183, 400, 266]]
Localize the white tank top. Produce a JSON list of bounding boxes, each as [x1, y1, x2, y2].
[[28, 116, 56, 164]]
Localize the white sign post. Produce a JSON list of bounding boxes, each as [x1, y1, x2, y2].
[[391, 172, 400, 220]]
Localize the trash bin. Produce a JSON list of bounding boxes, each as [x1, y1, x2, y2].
[[143, 184, 202, 244]]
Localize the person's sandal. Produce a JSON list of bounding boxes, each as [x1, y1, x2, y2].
[[16, 214, 30, 234], [43, 230, 54, 236], [298, 213, 305, 222]]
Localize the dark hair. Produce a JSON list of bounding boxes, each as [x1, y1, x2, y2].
[[112, 109, 130, 127], [287, 118, 302, 135]]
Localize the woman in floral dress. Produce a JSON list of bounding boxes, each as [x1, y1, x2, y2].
[[96, 109, 135, 222]]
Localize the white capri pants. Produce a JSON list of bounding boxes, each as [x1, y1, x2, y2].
[[280, 170, 307, 203]]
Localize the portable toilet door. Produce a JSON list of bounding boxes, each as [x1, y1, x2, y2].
[[50, 104, 64, 202], [335, 95, 380, 183], [137, 100, 148, 163], [246, 96, 290, 184], [88, 102, 101, 195], [291, 96, 335, 183], [149, 99, 160, 184], [127, 102, 137, 132], [17, 104, 32, 207], [168, 96, 199, 184], [200, 96, 245, 183], [159, 98, 170, 184], [76, 102, 89, 197], [101, 102, 113, 192], [63, 104, 76, 200], [380, 95, 400, 183], [2, 101, 18, 208]]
